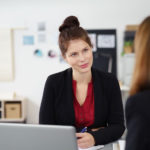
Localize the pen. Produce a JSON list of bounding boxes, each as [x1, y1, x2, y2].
[[80, 127, 87, 133]]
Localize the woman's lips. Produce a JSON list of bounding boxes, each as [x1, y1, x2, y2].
[[80, 63, 88, 69]]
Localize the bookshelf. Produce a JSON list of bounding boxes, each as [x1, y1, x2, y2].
[[0, 99, 26, 123]]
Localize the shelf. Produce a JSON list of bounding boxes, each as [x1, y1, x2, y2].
[[0, 118, 25, 123], [0, 99, 26, 123]]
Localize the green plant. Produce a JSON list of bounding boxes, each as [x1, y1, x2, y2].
[[124, 41, 133, 47]]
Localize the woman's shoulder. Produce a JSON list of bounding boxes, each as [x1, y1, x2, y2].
[[126, 90, 150, 116], [46, 68, 71, 84], [92, 67, 117, 82], [126, 90, 150, 106]]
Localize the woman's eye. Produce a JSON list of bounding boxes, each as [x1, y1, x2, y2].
[[83, 48, 88, 52], [70, 53, 77, 57]]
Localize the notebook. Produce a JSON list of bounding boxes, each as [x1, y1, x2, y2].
[[0, 123, 78, 150]]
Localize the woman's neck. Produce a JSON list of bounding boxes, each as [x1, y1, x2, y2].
[[72, 69, 92, 84]]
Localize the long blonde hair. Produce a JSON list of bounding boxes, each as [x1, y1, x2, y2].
[[130, 16, 150, 96]]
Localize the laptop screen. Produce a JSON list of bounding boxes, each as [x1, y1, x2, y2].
[[0, 123, 78, 150]]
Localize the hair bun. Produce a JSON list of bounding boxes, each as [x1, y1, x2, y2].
[[59, 16, 80, 32]]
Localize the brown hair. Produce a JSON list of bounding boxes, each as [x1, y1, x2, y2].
[[130, 16, 150, 95], [58, 16, 92, 56]]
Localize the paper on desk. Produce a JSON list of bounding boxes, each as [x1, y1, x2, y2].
[[113, 140, 125, 150], [79, 145, 104, 150], [118, 140, 125, 150], [113, 143, 119, 150]]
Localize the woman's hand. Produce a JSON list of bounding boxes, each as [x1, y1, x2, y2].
[[76, 132, 95, 149]]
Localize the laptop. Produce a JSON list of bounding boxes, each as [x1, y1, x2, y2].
[[0, 123, 78, 150]]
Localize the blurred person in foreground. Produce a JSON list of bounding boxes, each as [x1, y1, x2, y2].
[[125, 16, 150, 150]]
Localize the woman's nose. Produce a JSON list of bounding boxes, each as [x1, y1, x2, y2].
[[78, 54, 85, 61]]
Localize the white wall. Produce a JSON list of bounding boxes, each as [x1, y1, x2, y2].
[[0, 0, 150, 123]]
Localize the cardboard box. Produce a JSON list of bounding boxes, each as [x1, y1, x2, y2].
[[5, 103, 21, 119]]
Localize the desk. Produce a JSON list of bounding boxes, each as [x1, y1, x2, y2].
[[102, 143, 112, 150]]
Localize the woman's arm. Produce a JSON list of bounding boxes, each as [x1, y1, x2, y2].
[[39, 76, 55, 124], [89, 76, 125, 145]]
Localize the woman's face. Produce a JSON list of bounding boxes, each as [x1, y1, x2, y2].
[[64, 39, 93, 74]]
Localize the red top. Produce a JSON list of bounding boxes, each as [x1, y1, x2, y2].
[[72, 79, 95, 127]]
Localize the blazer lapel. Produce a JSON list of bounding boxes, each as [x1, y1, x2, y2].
[[92, 68, 106, 126], [64, 68, 75, 125]]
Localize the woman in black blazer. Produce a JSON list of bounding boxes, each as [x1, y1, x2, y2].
[[125, 16, 150, 150], [39, 16, 125, 148]]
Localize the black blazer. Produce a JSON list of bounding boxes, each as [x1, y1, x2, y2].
[[39, 68, 125, 145], [125, 90, 150, 150]]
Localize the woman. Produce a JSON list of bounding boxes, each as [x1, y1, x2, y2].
[[125, 16, 150, 150], [39, 16, 125, 148]]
